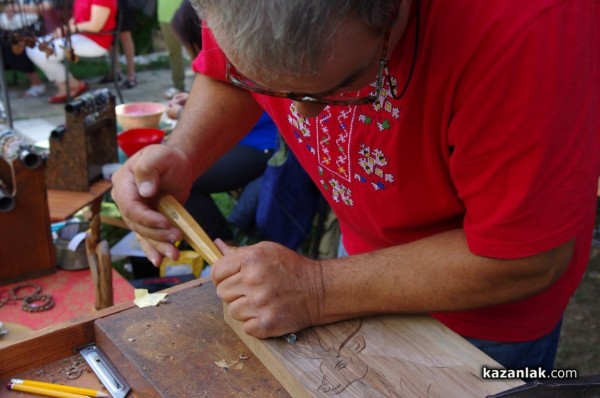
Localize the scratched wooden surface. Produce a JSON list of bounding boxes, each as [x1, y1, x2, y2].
[[225, 310, 525, 397], [94, 281, 289, 398]]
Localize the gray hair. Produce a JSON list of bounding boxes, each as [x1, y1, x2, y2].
[[190, 0, 401, 82]]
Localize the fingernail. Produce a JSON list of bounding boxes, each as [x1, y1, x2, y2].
[[138, 181, 153, 197], [166, 249, 177, 261]]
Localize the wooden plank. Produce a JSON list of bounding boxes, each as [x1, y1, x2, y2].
[[0, 302, 131, 379], [224, 308, 525, 397], [94, 281, 289, 398]]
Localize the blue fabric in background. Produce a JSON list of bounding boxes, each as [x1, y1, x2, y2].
[[255, 137, 320, 250], [239, 113, 278, 151]]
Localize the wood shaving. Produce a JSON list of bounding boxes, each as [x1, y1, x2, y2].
[[214, 359, 229, 370]]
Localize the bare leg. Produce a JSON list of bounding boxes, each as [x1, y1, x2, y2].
[[54, 81, 68, 97], [23, 72, 46, 97], [120, 31, 136, 83], [26, 72, 43, 86], [55, 74, 83, 96]]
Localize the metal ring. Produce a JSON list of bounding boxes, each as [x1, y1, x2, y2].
[[10, 283, 42, 300], [66, 366, 83, 379], [0, 290, 10, 308], [21, 294, 54, 312]]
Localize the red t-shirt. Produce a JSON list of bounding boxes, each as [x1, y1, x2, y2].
[[194, 0, 600, 341], [73, 0, 117, 49]]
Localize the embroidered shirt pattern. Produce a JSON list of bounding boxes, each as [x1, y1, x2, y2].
[[287, 77, 401, 206]]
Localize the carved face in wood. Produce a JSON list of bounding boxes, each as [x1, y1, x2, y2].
[[294, 320, 384, 395], [291, 319, 462, 397], [317, 333, 369, 394]]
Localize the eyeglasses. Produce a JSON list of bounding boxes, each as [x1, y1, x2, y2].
[[226, 26, 392, 106]]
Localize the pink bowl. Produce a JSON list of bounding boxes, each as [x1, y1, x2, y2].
[[115, 102, 165, 130], [117, 128, 165, 157]]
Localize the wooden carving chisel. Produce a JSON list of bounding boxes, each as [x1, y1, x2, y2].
[[156, 194, 223, 264], [158, 194, 298, 344]]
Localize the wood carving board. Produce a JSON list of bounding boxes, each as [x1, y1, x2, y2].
[[94, 280, 289, 397], [95, 277, 523, 397], [224, 310, 525, 397]]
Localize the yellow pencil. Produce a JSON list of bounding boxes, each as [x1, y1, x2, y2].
[[5, 382, 90, 398], [8, 379, 109, 398]]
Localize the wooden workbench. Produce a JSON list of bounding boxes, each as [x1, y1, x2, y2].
[[0, 279, 523, 397], [0, 278, 289, 397]]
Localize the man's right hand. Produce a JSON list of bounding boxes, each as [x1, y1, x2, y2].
[[110, 143, 193, 266]]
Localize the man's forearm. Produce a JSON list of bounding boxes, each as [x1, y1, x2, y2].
[[316, 228, 573, 324]]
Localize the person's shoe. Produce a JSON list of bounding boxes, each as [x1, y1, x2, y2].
[[164, 87, 182, 99], [24, 84, 46, 98], [98, 73, 122, 84], [71, 81, 89, 98], [49, 93, 68, 103], [122, 78, 137, 89], [49, 81, 89, 103]]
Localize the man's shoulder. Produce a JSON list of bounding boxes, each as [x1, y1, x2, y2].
[[430, 0, 581, 29], [424, 0, 584, 61]]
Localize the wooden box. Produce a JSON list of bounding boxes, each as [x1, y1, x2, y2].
[[0, 158, 55, 285], [45, 89, 118, 192]]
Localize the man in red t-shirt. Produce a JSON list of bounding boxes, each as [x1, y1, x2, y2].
[[111, 0, 599, 370]]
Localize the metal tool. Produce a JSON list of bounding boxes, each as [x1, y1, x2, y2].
[[80, 345, 130, 398], [487, 375, 600, 397]]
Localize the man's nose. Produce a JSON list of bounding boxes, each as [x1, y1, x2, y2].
[[293, 101, 327, 118]]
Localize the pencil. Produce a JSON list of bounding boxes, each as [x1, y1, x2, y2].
[[6, 382, 90, 398], [8, 379, 108, 398]]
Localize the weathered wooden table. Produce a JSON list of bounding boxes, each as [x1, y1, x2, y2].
[[0, 278, 523, 397]]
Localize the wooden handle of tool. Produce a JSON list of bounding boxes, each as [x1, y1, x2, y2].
[[157, 194, 223, 264]]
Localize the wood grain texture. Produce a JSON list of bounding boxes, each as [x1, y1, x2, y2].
[[47, 178, 112, 222], [0, 158, 55, 283], [224, 309, 524, 397], [95, 240, 114, 310], [0, 303, 130, 379], [94, 281, 290, 398]]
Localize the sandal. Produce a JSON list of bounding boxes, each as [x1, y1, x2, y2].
[[122, 78, 137, 89], [48, 81, 89, 104], [72, 81, 89, 98], [49, 94, 67, 104]]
